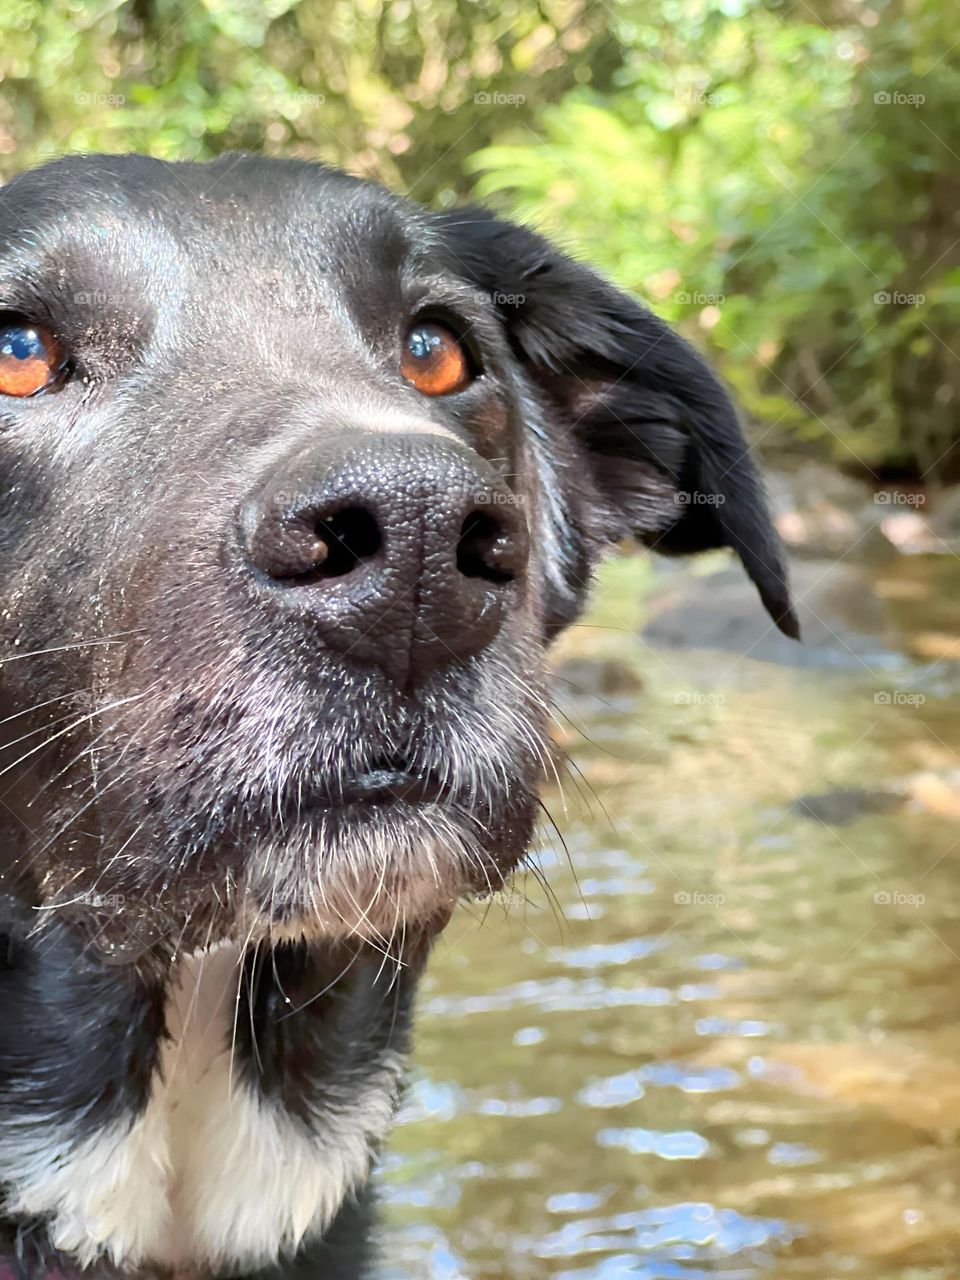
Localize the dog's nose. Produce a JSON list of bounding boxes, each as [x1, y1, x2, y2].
[[239, 433, 528, 682]]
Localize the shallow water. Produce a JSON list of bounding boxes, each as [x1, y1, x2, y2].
[[378, 544, 960, 1279]]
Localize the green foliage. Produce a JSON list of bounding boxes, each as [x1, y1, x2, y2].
[[469, 0, 960, 477], [0, 0, 619, 202], [0, 0, 955, 474]]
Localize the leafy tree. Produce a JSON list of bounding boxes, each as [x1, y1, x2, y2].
[[0, 0, 955, 474], [468, 0, 960, 477], [0, 0, 622, 202]]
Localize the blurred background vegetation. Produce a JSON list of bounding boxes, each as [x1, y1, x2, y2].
[[0, 0, 956, 478]]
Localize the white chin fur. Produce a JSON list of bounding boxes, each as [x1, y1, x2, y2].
[[2, 943, 403, 1271], [242, 808, 492, 945]]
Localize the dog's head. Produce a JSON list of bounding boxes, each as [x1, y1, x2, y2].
[[0, 154, 795, 963]]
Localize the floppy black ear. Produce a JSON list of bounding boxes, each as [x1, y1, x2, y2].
[[432, 209, 798, 640]]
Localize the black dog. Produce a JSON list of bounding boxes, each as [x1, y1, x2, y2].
[[0, 154, 795, 1280]]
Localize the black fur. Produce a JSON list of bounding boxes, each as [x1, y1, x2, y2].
[[432, 207, 798, 637], [0, 153, 794, 1279], [0, 899, 165, 1133]]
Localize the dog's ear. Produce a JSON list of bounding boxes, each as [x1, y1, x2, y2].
[[433, 209, 798, 639]]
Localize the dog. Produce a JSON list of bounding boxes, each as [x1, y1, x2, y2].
[[0, 153, 796, 1280]]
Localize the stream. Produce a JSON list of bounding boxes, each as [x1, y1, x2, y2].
[[378, 469, 960, 1279]]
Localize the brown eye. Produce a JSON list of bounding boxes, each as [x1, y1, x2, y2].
[[400, 321, 473, 396], [0, 320, 64, 397]]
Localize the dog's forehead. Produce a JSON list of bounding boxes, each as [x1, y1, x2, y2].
[[0, 154, 424, 298]]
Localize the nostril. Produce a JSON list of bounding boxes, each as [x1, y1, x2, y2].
[[456, 510, 518, 585], [310, 506, 381, 579]]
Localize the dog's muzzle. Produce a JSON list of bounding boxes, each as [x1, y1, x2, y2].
[[239, 431, 529, 685]]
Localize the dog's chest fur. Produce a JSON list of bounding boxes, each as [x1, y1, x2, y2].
[[2, 943, 406, 1272]]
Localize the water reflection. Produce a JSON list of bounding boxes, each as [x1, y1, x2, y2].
[[378, 539, 960, 1278]]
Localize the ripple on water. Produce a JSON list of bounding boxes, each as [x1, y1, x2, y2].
[[422, 975, 676, 1017], [579, 1072, 647, 1108], [597, 1129, 711, 1160], [579, 1062, 739, 1109], [376, 1226, 471, 1279], [532, 1200, 796, 1260], [551, 936, 668, 969], [547, 1190, 614, 1214], [383, 549, 960, 1279], [395, 1077, 466, 1126], [513, 1025, 547, 1046], [695, 1017, 771, 1037], [692, 953, 745, 971], [767, 1142, 821, 1166], [477, 1095, 563, 1117], [641, 1062, 741, 1092]]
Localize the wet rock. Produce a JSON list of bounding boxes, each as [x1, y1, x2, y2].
[[878, 510, 944, 555], [907, 771, 960, 819], [870, 487, 960, 556], [641, 556, 897, 667], [791, 787, 907, 826], [765, 463, 889, 561], [763, 463, 960, 560], [794, 772, 960, 826]]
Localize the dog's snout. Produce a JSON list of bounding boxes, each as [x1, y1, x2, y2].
[[247, 505, 384, 581], [240, 433, 528, 681]]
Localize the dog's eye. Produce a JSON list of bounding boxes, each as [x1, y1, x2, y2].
[[0, 319, 64, 397], [401, 321, 473, 396]]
